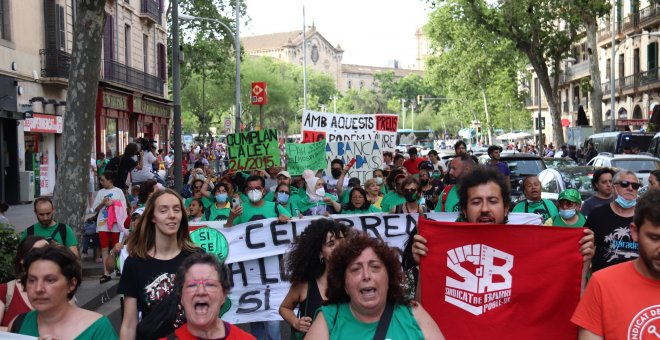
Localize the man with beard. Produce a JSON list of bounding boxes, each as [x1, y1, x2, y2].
[[21, 197, 78, 257], [512, 176, 559, 222], [322, 159, 349, 198], [571, 189, 660, 339], [486, 145, 511, 178], [585, 170, 641, 273], [434, 154, 476, 212], [581, 167, 616, 217]]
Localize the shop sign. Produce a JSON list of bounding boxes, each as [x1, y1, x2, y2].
[[24, 114, 63, 133], [134, 96, 169, 118], [103, 92, 129, 111], [616, 119, 646, 126]]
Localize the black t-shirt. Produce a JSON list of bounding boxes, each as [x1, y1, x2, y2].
[[421, 185, 441, 211], [585, 203, 637, 273], [116, 155, 138, 190], [118, 250, 196, 323]]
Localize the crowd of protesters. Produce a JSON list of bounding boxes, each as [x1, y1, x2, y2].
[[0, 137, 658, 340]]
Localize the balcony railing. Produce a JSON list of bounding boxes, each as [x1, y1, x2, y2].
[[601, 67, 660, 94], [102, 59, 164, 96], [598, 27, 612, 43], [141, 0, 161, 24], [640, 3, 660, 24], [622, 13, 640, 32], [40, 49, 71, 79]]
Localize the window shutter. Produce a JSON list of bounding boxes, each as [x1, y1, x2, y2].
[[648, 42, 657, 70], [57, 5, 65, 51], [103, 13, 114, 61], [44, 0, 58, 50]]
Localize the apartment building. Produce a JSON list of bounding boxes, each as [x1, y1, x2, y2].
[[0, 0, 169, 203]]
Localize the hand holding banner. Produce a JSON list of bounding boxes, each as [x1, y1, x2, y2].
[[227, 129, 280, 171], [418, 216, 583, 339]]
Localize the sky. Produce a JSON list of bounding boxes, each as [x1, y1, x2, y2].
[[240, 0, 433, 68]]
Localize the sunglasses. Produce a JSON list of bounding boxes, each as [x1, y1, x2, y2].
[[403, 188, 418, 193], [615, 181, 640, 190]]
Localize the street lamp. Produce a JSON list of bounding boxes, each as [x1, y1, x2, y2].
[[610, 31, 660, 131], [179, 9, 241, 134]]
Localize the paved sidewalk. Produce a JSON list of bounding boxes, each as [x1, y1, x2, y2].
[[4, 202, 36, 234]]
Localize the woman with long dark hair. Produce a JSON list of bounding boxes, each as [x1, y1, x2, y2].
[[279, 219, 349, 339]]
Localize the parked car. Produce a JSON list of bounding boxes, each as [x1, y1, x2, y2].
[[538, 166, 598, 201], [583, 132, 655, 154], [586, 153, 660, 186], [648, 132, 660, 158], [478, 152, 547, 202], [543, 157, 577, 170]]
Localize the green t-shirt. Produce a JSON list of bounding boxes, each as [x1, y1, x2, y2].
[[341, 205, 382, 214], [434, 185, 460, 212], [18, 310, 118, 340], [319, 303, 424, 340], [264, 188, 302, 206], [21, 222, 77, 248], [380, 193, 405, 213], [297, 193, 337, 213], [184, 196, 214, 209], [96, 159, 109, 177], [204, 202, 231, 222], [545, 212, 586, 227], [512, 199, 559, 222], [233, 201, 291, 225]]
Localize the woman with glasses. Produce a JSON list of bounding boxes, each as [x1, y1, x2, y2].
[[279, 219, 349, 339], [273, 183, 302, 218], [160, 252, 254, 339], [390, 176, 427, 214], [341, 187, 382, 214]]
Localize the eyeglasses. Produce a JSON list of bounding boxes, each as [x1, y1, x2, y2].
[[184, 279, 221, 293], [614, 181, 641, 190]]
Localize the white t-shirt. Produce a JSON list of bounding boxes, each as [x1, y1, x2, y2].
[[131, 151, 156, 183], [164, 154, 173, 168], [432, 159, 448, 173], [92, 187, 127, 233]]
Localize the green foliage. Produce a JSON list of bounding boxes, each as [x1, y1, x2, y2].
[[0, 223, 19, 282]]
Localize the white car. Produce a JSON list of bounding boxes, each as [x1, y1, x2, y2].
[[586, 153, 660, 186]]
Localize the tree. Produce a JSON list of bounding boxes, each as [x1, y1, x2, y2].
[[432, 0, 583, 146], [53, 0, 105, 242]]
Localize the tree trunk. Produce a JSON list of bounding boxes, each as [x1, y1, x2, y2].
[[586, 20, 604, 132], [53, 0, 105, 244], [527, 50, 566, 146]]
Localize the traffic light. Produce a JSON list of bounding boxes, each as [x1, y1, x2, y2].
[[417, 95, 423, 105]]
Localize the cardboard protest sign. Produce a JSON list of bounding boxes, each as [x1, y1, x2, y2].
[[189, 212, 541, 324], [301, 110, 398, 151], [325, 140, 383, 183], [285, 140, 327, 175], [226, 129, 280, 171], [418, 216, 583, 339]]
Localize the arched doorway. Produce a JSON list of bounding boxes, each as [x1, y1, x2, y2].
[[633, 105, 643, 119], [618, 107, 628, 119]]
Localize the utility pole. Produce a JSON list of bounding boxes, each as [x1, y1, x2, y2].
[[172, 0, 182, 192]]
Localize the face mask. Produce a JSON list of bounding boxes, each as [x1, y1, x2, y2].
[[215, 193, 228, 203], [315, 188, 326, 197], [131, 155, 138, 162], [421, 179, 429, 186], [614, 188, 637, 209], [558, 209, 576, 219], [432, 172, 441, 179], [277, 193, 289, 204], [331, 169, 342, 179], [248, 189, 263, 203], [404, 192, 418, 203], [375, 177, 383, 185]]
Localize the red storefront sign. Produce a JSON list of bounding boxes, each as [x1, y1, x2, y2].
[[24, 114, 63, 133], [616, 119, 647, 126]]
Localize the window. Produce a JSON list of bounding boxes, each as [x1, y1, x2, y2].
[[105, 117, 118, 158], [347, 80, 352, 89], [157, 43, 166, 79], [606, 58, 611, 80], [143, 34, 148, 73], [0, 0, 10, 41], [57, 5, 65, 50], [648, 42, 657, 70], [103, 13, 114, 61], [124, 25, 131, 66]]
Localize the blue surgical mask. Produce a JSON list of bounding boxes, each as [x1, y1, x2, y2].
[[614, 188, 637, 209], [558, 209, 576, 219], [215, 193, 228, 203], [375, 177, 383, 185], [615, 195, 637, 209], [277, 193, 290, 204]]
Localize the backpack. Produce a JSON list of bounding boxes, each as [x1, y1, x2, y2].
[[105, 156, 121, 173], [441, 184, 455, 212], [26, 223, 67, 245]]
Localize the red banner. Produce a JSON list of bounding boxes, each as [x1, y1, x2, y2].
[[419, 217, 583, 339]]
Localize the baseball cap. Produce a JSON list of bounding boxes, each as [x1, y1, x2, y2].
[[277, 170, 292, 179], [558, 189, 581, 204]]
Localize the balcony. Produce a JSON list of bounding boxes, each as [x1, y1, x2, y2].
[[40, 49, 71, 84], [601, 67, 660, 97], [140, 0, 161, 24], [639, 3, 660, 29], [102, 59, 164, 96], [622, 13, 640, 34]]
